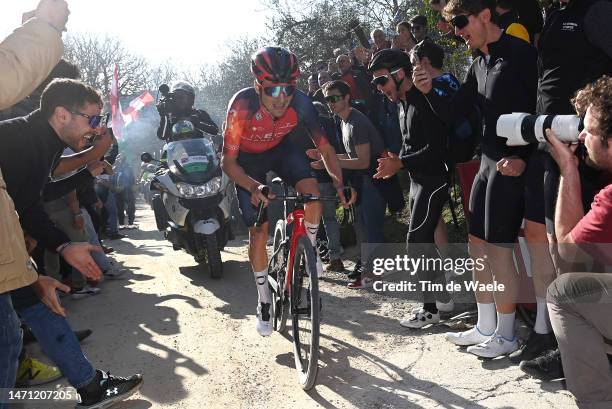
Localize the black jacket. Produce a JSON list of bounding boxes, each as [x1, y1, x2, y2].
[[0, 110, 70, 251], [424, 33, 538, 162]]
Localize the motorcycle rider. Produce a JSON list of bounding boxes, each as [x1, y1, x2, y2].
[[156, 81, 219, 140]]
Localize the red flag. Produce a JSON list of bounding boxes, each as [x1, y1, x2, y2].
[[110, 64, 124, 138], [122, 91, 154, 126]]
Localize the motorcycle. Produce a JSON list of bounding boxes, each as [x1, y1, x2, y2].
[[142, 129, 232, 279]]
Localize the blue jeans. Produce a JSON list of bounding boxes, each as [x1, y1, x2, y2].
[[18, 302, 96, 389], [318, 183, 343, 260], [0, 293, 21, 406], [355, 176, 386, 244], [82, 209, 110, 271], [95, 185, 119, 235]]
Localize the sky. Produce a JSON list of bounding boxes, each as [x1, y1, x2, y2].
[[1, 0, 272, 70]]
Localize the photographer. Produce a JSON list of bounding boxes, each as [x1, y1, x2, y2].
[[530, 75, 612, 409], [157, 81, 219, 140]]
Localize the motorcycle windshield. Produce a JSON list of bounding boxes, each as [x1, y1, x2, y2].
[[166, 138, 219, 184]]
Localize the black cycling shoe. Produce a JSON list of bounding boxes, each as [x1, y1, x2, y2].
[[509, 331, 557, 364], [77, 370, 143, 408], [519, 348, 564, 381]]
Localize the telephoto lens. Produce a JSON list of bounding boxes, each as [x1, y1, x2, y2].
[[497, 113, 584, 146]]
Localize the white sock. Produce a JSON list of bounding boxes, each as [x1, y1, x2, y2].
[[476, 302, 496, 335], [254, 269, 271, 304], [304, 221, 319, 247], [534, 297, 552, 334], [496, 311, 516, 341]]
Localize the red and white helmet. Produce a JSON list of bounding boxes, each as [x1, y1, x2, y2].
[[251, 46, 300, 84]]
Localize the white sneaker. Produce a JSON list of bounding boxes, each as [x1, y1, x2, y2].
[[256, 303, 273, 337], [445, 327, 493, 346], [436, 299, 455, 313], [466, 333, 519, 358], [400, 308, 440, 329]]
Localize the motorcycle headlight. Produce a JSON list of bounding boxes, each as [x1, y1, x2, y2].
[[176, 177, 222, 198]]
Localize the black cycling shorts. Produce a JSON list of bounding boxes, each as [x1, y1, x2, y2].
[[468, 154, 526, 245], [235, 134, 317, 227]]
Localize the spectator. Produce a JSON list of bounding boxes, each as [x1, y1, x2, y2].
[[422, 0, 538, 358], [307, 74, 320, 96], [114, 154, 137, 228], [516, 0, 612, 368], [522, 75, 612, 409], [336, 54, 374, 117], [321, 80, 387, 288], [394, 21, 417, 51], [370, 45, 455, 328], [371, 28, 391, 52], [313, 70, 333, 103], [327, 59, 340, 78], [0, 0, 71, 399], [410, 15, 429, 42]]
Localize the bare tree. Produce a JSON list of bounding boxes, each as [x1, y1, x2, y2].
[[63, 34, 151, 96]]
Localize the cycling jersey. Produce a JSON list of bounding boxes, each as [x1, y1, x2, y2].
[[222, 87, 329, 157]]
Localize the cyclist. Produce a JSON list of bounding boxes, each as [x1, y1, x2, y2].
[[221, 46, 349, 336]]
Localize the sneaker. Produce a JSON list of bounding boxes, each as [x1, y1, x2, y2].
[[445, 326, 494, 346], [103, 264, 127, 279], [519, 348, 564, 381], [436, 299, 455, 313], [256, 302, 273, 337], [325, 259, 345, 272], [467, 333, 519, 358], [76, 370, 143, 408], [400, 308, 440, 329], [509, 331, 558, 364], [107, 233, 125, 240], [347, 275, 374, 289], [101, 245, 114, 254], [127, 224, 138, 230], [346, 260, 362, 281], [15, 357, 62, 387], [72, 285, 101, 299]]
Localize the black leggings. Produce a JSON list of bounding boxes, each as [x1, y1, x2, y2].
[[407, 173, 451, 312]]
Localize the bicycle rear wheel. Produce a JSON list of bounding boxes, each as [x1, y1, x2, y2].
[[291, 235, 320, 390]]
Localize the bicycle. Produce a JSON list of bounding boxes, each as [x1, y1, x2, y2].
[[254, 179, 342, 390]]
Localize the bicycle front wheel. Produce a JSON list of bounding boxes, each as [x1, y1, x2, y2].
[[291, 235, 320, 390]]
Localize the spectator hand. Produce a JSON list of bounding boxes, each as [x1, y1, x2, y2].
[[92, 129, 112, 152], [310, 160, 325, 170], [306, 149, 322, 161], [374, 152, 403, 179], [412, 65, 433, 94], [31, 275, 70, 317], [59, 242, 103, 281], [546, 129, 579, 173], [496, 156, 526, 177], [87, 161, 105, 177], [34, 0, 70, 32], [337, 186, 357, 208]]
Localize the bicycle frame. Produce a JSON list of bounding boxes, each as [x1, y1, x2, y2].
[[283, 207, 307, 293]]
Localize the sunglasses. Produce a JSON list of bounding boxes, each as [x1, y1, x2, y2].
[[69, 110, 109, 129], [262, 85, 296, 98], [370, 69, 403, 88], [449, 14, 471, 30], [324, 94, 344, 103]]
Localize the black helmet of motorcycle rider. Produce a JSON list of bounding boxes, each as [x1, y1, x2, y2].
[[171, 81, 196, 115], [172, 119, 197, 139]]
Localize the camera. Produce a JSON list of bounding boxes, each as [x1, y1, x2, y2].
[[497, 113, 584, 146], [157, 84, 178, 116]]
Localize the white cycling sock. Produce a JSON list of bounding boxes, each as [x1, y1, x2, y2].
[[533, 297, 552, 334], [254, 269, 271, 304], [304, 221, 319, 247], [476, 302, 496, 335], [496, 311, 516, 341]]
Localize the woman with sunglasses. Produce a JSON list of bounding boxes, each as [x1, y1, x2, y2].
[[414, 0, 539, 358], [221, 47, 350, 337]]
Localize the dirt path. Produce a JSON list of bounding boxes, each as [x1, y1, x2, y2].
[[21, 203, 577, 409]]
